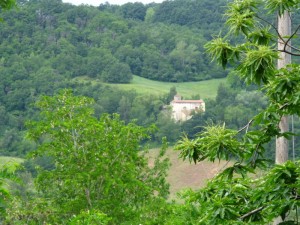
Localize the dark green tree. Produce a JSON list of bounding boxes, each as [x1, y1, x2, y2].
[[102, 62, 133, 83], [119, 2, 147, 21]]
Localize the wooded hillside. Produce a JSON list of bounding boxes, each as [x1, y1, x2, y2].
[[0, 0, 230, 157], [0, 0, 227, 84]]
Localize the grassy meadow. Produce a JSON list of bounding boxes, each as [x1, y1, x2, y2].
[[75, 75, 226, 100], [108, 76, 225, 99], [0, 156, 24, 166]]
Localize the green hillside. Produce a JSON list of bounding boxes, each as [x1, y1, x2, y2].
[[123, 76, 225, 99], [77, 75, 225, 99]]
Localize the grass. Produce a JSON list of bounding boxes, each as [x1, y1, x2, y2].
[[108, 76, 225, 99], [0, 156, 24, 167], [75, 75, 226, 100]]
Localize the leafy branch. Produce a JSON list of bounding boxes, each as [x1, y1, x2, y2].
[[240, 206, 264, 220], [238, 119, 254, 133]]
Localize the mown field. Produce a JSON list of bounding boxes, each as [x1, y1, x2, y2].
[[75, 75, 226, 100], [108, 76, 225, 99], [147, 148, 230, 199]]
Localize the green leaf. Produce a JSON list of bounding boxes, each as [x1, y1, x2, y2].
[[237, 45, 278, 85], [248, 27, 275, 45], [225, 0, 259, 36], [205, 37, 239, 69], [265, 0, 299, 16]]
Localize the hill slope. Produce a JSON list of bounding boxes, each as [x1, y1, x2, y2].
[[148, 148, 229, 199], [76, 75, 225, 99]]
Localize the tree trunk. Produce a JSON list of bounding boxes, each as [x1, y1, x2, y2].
[[273, 10, 291, 225], [275, 115, 289, 164], [276, 11, 291, 164]]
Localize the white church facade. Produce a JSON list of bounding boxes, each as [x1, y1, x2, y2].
[[170, 95, 205, 122]]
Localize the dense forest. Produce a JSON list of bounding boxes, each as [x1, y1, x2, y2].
[[1, 0, 300, 224], [0, 0, 231, 157]]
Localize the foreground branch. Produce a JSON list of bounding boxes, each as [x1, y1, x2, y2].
[[238, 119, 253, 133], [256, 15, 300, 55], [240, 206, 264, 220], [284, 24, 300, 53]]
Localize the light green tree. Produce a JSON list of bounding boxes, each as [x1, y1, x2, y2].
[[175, 0, 300, 223], [24, 90, 170, 224], [0, 161, 20, 221], [0, 0, 15, 11]]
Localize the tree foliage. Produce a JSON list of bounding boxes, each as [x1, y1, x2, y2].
[[175, 0, 300, 223], [0, 0, 16, 10], [0, 161, 20, 219], [23, 90, 170, 224]]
